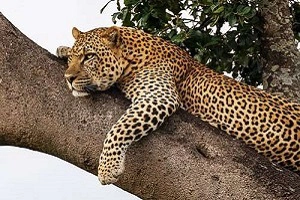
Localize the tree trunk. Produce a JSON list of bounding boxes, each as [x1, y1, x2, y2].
[[0, 13, 299, 200], [259, 0, 300, 102]]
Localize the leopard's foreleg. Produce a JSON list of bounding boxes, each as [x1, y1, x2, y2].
[[98, 67, 180, 185]]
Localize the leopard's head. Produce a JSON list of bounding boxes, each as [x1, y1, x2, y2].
[[65, 27, 126, 97]]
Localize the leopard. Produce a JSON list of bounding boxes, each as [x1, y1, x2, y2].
[[57, 26, 300, 185]]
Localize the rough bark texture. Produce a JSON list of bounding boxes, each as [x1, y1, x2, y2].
[[259, 0, 300, 102], [0, 13, 300, 200]]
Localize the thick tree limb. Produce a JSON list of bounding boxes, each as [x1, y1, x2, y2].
[[259, 0, 300, 101], [0, 13, 299, 200]]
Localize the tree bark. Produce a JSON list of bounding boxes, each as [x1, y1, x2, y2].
[[0, 13, 299, 200], [259, 0, 300, 102]]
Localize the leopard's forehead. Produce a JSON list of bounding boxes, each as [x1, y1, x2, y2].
[[71, 28, 109, 53]]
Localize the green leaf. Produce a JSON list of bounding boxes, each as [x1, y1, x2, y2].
[[200, 0, 213, 6], [124, 0, 139, 6], [210, 15, 220, 26], [166, 0, 181, 14], [167, 29, 177, 39], [194, 54, 203, 62], [200, 12, 206, 22], [122, 8, 134, 26], [204, 39, 219, 47], [139, 12, 150, 27], [171, 32, 187, 44], [241, 6, 251, 16], [213, 6, 224, 14], [237, 5, 252, 17], [228, 14, 237, 26], [112, 12, 121, 24], [237, 5, 245, 14]]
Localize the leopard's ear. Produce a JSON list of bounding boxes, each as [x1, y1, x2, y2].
[[102, 26, 121, 47], [72, 27, 82, 40]]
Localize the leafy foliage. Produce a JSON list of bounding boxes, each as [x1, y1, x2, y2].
[[102, 0, 299, 86]]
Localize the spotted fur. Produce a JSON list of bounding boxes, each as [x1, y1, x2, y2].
[[57, 26, 300, 184]]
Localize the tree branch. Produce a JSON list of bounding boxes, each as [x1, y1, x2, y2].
[[0, 13, 299, 200], [259, 0, 300, 102]]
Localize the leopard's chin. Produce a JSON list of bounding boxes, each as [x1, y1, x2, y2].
[[71, 90, 90, 97]]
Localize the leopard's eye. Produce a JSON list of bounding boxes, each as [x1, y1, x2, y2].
[[83, 53, 96, 62]]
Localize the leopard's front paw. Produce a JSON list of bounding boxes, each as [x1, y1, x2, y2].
[[98, 152, 125, 185], [56, 46, 71, 59]]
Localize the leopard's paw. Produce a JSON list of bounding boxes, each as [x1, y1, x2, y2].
[[56, 46, 71, 59], [98, 152, 125, 185]]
